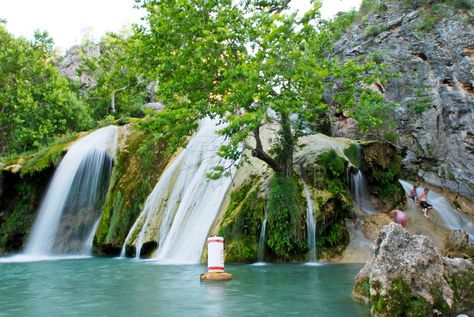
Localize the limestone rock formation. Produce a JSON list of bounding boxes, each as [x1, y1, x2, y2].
[[444, 229, 474, 260], [58, 44, 100, 87], [334, 2, 474, 201], [353, 223, 474, 316], [362, 213, 392, 241]]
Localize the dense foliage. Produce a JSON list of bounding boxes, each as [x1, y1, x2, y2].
[[135, 0, 393, 178], [0, 24, 92, 156], [76, 31, 149, 121]]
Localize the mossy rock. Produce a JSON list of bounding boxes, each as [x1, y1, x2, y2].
[[0, 168, 54, 255], [0, 133, 83, 176], [266, 173, 308, 262], [93, 126, 170, 255], [356, 278, 452, 317], [218, 174, 266, 263], [361, 142, 405, 210]]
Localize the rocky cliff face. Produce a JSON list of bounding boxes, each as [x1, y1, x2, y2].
[[58, 44, 100, 87], [334, 2, 474, 201]]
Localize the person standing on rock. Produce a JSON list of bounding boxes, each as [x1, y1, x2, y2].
[[390, 208, 408, 228], [419, 188, 432, 217], [409, 185, 418, 203]]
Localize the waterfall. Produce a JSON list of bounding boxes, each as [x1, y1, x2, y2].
[[303, 184, 317, 263], [349, 170, 375, 215], [123, 118, 235, 263], [257, 211, 267, 263], [83, 218, 101, 255], [399, 180, 474, 239], [25, 126, 118, 256]]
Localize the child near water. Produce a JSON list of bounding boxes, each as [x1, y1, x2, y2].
[[409, 185, 418, 203], [419, 188, 432, 217], [390, 208, 408, 228]]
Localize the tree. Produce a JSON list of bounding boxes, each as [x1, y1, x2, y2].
[[136, 0, 392, 177], [77, 30, 149, 120], [0, 25, 92, 155]]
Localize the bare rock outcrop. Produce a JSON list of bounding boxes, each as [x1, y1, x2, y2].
[[353, 223, 474, 316]]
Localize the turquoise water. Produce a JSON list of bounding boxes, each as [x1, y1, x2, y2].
[[0, 258, 368, 316]]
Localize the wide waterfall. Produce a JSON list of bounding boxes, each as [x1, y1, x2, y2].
[[303, 183, 317, 263], [123, 118, 234, 263], [24, 126, 118, 256], [399, 180, 474, 240]]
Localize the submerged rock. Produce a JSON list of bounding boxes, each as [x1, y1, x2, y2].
[[353, 223, 474, 316]]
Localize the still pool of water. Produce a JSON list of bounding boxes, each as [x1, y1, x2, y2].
[[0, 258, 369, 316]]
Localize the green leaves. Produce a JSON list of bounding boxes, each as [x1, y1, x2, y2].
[[132, 0, 396, 177], [0, 26, 92, 155]]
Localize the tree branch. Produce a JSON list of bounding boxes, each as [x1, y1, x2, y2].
[[251, 126, 283, 172], [111, 86, 128, 113]]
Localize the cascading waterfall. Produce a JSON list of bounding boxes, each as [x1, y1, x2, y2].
[[123, 118, 235, 263], [24, 126, 118, 256], [349, 170, 375, 215], [399, 180, 474, 239], [257, 211, 268, 263], [303, 183, 317, 263], [345, 143, 375, 215]]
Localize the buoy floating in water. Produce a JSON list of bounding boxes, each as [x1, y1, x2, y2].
[[200, 236, 232, 281]]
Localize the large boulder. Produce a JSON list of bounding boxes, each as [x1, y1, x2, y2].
[[353, 223, 474, 316]]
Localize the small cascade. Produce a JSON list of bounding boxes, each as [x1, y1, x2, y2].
[[123, 118, 235, 263], [25, 126, 118, 256], [83, 218, 101, 255], [349, 170, 375, 215], [346, 144, 375, 215], [400, 180, 474, 239], [257, 211, 268, 263], [303, 183, 317, 263]]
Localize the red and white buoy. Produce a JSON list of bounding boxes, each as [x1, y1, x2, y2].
[[207, 236, 224, 272], [200, 236, 232, 281]]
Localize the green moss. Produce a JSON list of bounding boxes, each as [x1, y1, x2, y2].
[[0, 170, 52, 254], [364, 24, 388, 37], [360, 278, 452, 316], [218, 175, 265, 263], [344, 144, 361, 168], [362, 142, 405, 209], [266, 173, 307, 261], [0, 132, 80, 176], [94, 126, 169, 255], [445, 271, 474, 308]]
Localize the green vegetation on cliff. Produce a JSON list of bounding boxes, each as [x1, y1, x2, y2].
[[218, 175, 266, 262], [362, 142, 404, 209], [267, 173, 307, 261], [94, 126, 169, 255]]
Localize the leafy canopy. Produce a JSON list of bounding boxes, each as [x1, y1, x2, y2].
[[134, 0, 392, 176], [0, 24, 92, 155]]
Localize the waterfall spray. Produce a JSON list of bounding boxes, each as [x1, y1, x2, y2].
[[25, 126, 117, 256]]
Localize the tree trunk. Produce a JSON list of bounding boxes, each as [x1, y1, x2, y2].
[[110, 86, 127, 113], [251, 127, 283, 173], [279, 113, 294, 178]]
